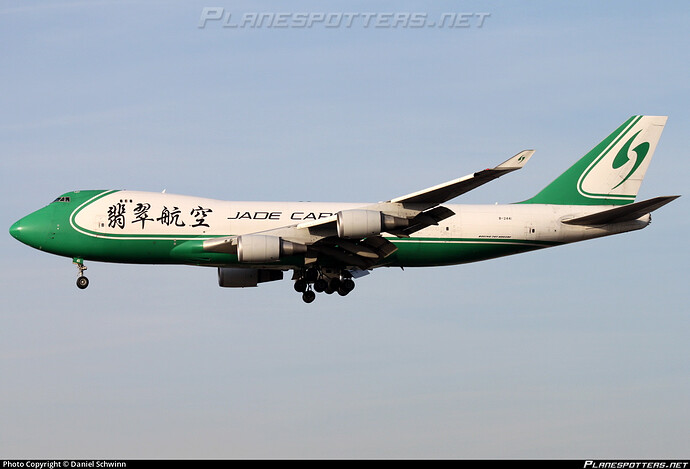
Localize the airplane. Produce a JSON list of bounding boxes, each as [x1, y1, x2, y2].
[[9, 115, 679, 303]]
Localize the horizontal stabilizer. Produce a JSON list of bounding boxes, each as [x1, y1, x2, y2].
[[562, 195, 680, 225]]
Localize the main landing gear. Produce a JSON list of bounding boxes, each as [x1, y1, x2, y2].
[[293, 267, 356, 303], [74, 258, 89, 290]]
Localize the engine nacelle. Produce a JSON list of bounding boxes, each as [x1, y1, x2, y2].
[[237, 234, 307, 263], [336, 210, 409, 238], [218, 267, 283, 287]]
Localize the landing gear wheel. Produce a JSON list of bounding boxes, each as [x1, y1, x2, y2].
[[294, 279, 307, 293], [302, 290, 316, 303], [76, 276, 89, 289], [337, 278, 355, 296], [73, 258, 89, 290], [314, 278, 327, 293], [328, 278, 341, 292], [342, 278, 355, 293]]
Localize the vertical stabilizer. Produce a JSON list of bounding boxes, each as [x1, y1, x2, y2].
[[521, 116, 667, 205]]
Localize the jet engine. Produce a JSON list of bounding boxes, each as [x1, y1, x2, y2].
[[237, 234, 307, 263], [336, 210, 409, 238], [218, 267, 284, 287]]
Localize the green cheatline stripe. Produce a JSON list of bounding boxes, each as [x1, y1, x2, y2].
[[387, 237, 561, 247], [69, 189, 118, 233], [577, 115, 642, 200]]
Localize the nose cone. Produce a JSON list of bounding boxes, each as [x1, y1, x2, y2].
[[9, 219, 22, 240], [9, 209, 52, 248]]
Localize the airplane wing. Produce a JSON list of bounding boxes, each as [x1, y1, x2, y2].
[[388, 150, 534, 209], [292, 149, 534, 233], [203, 150, 534, 268]]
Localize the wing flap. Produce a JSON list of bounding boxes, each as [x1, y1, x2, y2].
[[311, 235, 398, 269]]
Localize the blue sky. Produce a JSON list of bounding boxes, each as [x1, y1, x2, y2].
[[1, 0, 688, 458]]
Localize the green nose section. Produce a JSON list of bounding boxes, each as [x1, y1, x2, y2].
[[9, 219, 21, 240], [9, 209, 53, 248], [10, 216, 39, 246]]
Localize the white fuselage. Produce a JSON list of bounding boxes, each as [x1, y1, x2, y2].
[[74, 190, 650, 245]]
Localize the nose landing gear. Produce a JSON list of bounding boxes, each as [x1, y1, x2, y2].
[[73, 258, 89, 290]]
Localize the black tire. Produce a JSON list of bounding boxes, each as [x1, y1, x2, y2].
[[76, 276, 89, 290], [314, 278, 327, 293], [337, 286, 350, 296], [294, 279, 307, 293], [342, 278, 355, 292], [328, 278, 341, 291], [302, 290, 316, 303]]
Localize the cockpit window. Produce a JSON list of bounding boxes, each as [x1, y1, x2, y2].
[[52, 196, 71, 203]]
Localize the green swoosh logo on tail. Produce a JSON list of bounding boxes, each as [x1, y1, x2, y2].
[[611, 130, 650, 189]]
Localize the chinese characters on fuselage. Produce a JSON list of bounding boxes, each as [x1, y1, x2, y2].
[[107, 202, 214, 230]]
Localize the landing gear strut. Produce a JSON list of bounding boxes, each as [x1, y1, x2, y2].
[[313, 278, 328, 293], [74, 258, 89, 290]]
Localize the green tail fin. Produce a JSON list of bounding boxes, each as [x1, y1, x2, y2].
[[521, 115, 667, 206]]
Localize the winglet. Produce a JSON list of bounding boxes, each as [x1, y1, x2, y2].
[[496, 150, 535, 170]]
